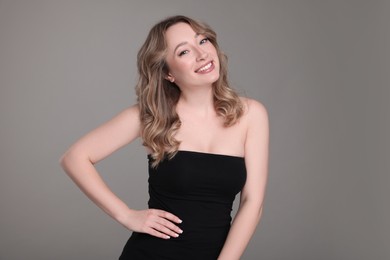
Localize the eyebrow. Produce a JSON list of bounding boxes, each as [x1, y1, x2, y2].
[[173, 41, 188, 54], [173, 33, 201, 54]]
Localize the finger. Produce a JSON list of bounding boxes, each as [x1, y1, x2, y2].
[[147, 227, 171, 239], [156, 218, 183, 234], [152, 223, 180, 238], [155, 210, 182, 224]]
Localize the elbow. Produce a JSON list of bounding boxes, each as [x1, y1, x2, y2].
[[249, 202, 263, 224], [58, 148, 89, 170], [257, 205, 264, 220], [58, 149, 92, 181], [240, 197, 264, 219], [59, 152, 69, 168], [251, 201, 263, 220], [59, 150, 74, 170]]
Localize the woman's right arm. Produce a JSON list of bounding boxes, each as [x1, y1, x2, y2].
[[59, 105, 182, 239]]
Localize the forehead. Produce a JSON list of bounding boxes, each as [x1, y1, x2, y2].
[[165, 22, 198, 50]]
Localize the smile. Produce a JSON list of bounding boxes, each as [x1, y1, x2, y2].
[[195, 61, 214, 73]]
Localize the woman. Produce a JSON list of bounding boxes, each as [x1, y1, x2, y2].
[[60, 15, 269, 259]]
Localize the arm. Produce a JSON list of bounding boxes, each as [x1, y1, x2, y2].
[[218, 99, 269, 260], [59, 105, 182, 239]]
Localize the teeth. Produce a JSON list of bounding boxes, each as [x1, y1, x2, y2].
[[197, 62, 212, 72]]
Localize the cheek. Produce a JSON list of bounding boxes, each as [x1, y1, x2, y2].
[[208, 46, 219, 62], [208, 44, 218, 55], [169, 60, 193, 76]]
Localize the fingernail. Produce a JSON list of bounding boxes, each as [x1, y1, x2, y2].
[[178, 219, 183, 223], [178, 229, 183, 234], [166, 235, 170, 239]]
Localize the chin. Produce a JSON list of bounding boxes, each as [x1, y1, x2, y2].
[[210, 72, 220, 84]]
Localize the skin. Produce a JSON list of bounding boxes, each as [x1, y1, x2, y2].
[[164, 22, 220, 91], [60, 22, 269, 259]]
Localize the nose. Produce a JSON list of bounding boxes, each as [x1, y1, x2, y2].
[[195, 47, 208, 61]]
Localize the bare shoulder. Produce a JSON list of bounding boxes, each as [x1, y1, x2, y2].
[[239, 96, 269, 124]]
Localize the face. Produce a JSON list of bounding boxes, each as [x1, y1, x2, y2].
[[164, 22, 220, 89]]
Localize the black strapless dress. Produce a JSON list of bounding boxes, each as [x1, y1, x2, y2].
[[119, 150, 247, 260]]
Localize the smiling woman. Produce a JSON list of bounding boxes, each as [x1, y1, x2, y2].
[[164, 22, 220, 86], [60, 15, 269, 260], [135, 16, 247, 168]]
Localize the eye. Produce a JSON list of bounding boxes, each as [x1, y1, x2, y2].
[[200, 37, 209, 45], [178, 50, 189, 57]]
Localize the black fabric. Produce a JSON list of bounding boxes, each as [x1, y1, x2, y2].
[[119, 150, 247, 260]]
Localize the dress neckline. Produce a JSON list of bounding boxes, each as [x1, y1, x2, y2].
[[177, 150, 244, 159], [147, 150, 244, 160]]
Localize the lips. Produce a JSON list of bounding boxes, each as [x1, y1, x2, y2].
[[195, 61, 214, 73]]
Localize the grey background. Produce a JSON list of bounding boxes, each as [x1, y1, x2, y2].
[[0, 0, 389, 259]]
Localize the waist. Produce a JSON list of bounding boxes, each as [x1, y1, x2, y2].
[[148, 194, 232, 244]]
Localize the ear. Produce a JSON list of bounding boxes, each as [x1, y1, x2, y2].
[[165, 73, 175, 83]]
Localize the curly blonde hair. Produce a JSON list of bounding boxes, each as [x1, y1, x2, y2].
[[136, 15, 243, 167]]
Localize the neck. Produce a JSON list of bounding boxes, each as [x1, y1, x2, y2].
[[177, 85, 215, 115]]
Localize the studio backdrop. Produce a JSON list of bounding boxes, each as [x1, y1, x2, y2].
[[0, 1, 389, 259]]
